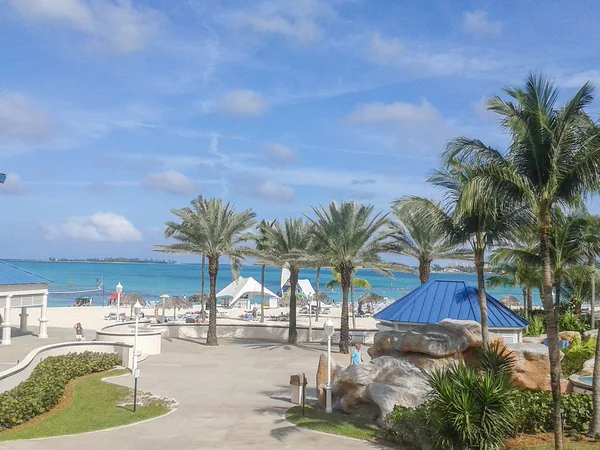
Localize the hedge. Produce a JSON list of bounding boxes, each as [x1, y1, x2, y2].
[[0, 352, 120, 431]]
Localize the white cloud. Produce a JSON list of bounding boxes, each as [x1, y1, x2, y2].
[[9, 0, 163, 54], [141, 170, 199, 196], [0, 173, 26, 195], [219, 90, 269, 118], [368, 34, 403, 63], [462, 10, 502, 37], [233, 176, 295, 202], [43, 212, 143, 242], [261, 143, 298, 165], [223, 0, 334, 43], [558, 70, 600, 88], [0, 93, 52, 142], [345, 100, 442, 126]]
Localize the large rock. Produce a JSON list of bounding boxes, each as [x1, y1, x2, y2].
[[507, 343, 561, 391], [397, 325, 468, 357], [559, 331, 581, 343], [438, 319, 482, 348], [366, 383, 428, 426], [583, 329, 598, 340], [316, 353, 345, 408], [581, 358, 595, 377]]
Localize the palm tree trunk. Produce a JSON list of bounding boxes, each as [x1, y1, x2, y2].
[[521, 287, 528, 319], [207, 256, 219, 346], [418, 260, 431, 284], [201, 255, 206, 316], [260, 264, 265, 324], [527, 287, 533, 317], [351, 275, 356, 330], [339, 267, 352, 354], [592, 326, 600, 436], [288, 269, 299, 344], [539, 214, 564, 450], [590, 254, 596, 330], [474, 243, 490, 348], [315, 267, 321, 323]]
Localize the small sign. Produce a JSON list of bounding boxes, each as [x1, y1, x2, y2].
[[134, 368, 140, 379]]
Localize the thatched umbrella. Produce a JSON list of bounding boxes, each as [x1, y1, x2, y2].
[[314, 292, 331, 303], [500, 295, 523, 309], [164, 296, 190, 320], [357, 292, 385, 314], [189, 293, 209, 314], [120, 293, 147, 317]]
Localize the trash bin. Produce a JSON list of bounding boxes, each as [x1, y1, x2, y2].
[[290, 374, 304, 404]]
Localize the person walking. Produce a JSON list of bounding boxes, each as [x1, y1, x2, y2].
[[350, 344, 363, 365]]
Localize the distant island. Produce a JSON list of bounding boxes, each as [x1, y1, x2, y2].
[[45, 257, 177, 264]]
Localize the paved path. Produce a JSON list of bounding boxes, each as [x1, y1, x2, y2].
[[0, 335, 385, 450], [0, 327, 73, 367]]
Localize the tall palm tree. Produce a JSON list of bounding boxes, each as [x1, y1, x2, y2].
[[307, 201, 392, 353], [582, 214, 600, 329], [448, 74, 600, 449], [254, 219, 276, 324], [261, 218, 313, 344], [325, 268, 372, 329], [390, 202, 469, 284], [156, 196, 256, 346]]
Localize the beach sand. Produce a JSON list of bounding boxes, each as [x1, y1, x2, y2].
[[7, 305, 378, 333]]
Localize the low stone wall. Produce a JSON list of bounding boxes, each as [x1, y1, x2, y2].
[[0, 341, 133, 394], [158, 322, 377, 344], [95, 320, 162, 355]]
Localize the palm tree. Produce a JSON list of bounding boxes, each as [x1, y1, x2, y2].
[[488, 258, 540, 318], [582, 214, 600, 329], [447, 74, 600, 449], [254, 219, 276, 324], [156, 196, 256, 346], [325, 268, 372, 329], [307, 201, 392, 353], [390, 201, 469, 284], [261, 218, 313, 344]]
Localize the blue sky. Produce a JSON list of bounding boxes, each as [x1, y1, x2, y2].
[[1, 0, 600, 260]]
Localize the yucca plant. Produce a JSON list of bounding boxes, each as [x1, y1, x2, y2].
[[478, 341, 517, 376], [426, 362, 518, 449]]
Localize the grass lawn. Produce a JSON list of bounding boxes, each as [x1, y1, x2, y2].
[[0, 369, 170, 441], [285, 405, 379, 441]]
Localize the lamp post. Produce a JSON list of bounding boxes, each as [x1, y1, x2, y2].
[[308, 294, 313, 342], [132, 300, 142, 412], [160, 294, 169, 323], [323, 317, 335, 413], [116, 282, 123, 322]]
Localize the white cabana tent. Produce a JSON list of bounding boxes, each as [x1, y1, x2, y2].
[[217, 276, 278, 310], [297, 279, 315, 297]]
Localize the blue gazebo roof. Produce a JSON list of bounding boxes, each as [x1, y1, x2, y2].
[[374, 279, 528, 329], [0, 261, 52, 286]]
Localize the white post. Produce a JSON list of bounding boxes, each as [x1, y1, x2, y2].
[[308, 295, 313, 342], [133, 312, 139, 372], [38, 293, 48, 339], [19, 307, 28, 333], [2, 295, 12, 345], [325, 334, 332, 413], [162, 299, 165, 323], [117, 291, 121, 322]]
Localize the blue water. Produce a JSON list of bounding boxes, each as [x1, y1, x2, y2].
[[8, 261, 532, 308]]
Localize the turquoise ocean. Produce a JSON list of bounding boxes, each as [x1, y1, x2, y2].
[[7, 261, 534, 308]]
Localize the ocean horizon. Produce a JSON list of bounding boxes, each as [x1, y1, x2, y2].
[[5, 260, 535, 308]]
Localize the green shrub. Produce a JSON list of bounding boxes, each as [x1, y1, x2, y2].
[[514, 390, 593, 434], [381, 404, 435, 450], [478, 342, 516, 375], [525, 315, 546, 337], [561, 336, 596, 377], [559, 311, 588, 333], [0, 352, 119, 431]]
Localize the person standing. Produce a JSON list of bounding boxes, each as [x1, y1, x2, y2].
[[351, 344, 363, 365], [74, 323, 84, 341]]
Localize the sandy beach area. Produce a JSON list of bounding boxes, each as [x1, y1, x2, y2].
[[7, 305, 378, 334]]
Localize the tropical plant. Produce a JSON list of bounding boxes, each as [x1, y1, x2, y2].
[[525, 315, 546, 337], [156, 196, 256, 346], [390, 200, 469, 284], [478, 341, 517, 375], [562, 335, 596, 377], [307, 201, 392, 353], [582, 214, 600, 329], [254, 219, 276, 324], [426, 362, 518, 449], [325, 268, 372, 329], [559, 310, 588, 333], [446, 74, 600, 448], [259, 218, 313, 344]]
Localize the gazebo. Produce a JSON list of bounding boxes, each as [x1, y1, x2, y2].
[[374, 279, 528, 344], [0, 261, 51, 345]]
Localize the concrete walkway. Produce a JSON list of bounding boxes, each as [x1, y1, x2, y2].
[[0, 334, 386, 450]]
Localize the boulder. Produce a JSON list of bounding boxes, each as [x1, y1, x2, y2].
[[366, 383, 428, 425], [523, 337, 544, 345], [438, 319, 482, 348], [316, 353, 345, 408], [583, 329, 598, 340], [559, 331, 581, 343], [396, 325, 468, 357], [507, 343, 562, 391], [581, 358, 595, 377], [368, 330, 403, 359]]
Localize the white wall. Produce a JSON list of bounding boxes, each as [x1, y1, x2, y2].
[[95, 321, 162, 355], [0, 341, 133, 394]]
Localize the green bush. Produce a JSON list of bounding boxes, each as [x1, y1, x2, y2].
[[559, 311, 588, 333], [381, 404, 435, 450], [561, 336, 596, 377], [525, 315, 546, 337], [514, 390, 593, 434], [0, 352, 119, 431]]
